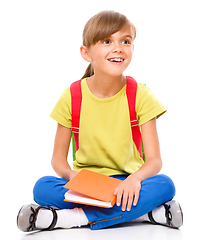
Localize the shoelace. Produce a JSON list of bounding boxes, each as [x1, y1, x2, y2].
[[27, 205, 58, 232], [163, 203, 173, 226], [27, 206, 40, 231]]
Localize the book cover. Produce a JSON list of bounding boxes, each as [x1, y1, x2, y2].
[[63, 169, 122, 208]]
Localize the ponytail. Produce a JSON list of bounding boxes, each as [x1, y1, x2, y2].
[[82, 63, 94, 79]]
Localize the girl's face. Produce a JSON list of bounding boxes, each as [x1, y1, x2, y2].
[[81, 27, 134, 78]]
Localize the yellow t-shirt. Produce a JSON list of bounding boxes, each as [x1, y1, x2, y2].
[[50, 78, 166, 176]]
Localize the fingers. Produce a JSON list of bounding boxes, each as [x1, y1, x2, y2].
[[122, 191, 139, 211], [115, 187, 122, 208], [114, 177, 141, 212], [124, 192, 133, 212], [133, 192, 139, 206], [115, 188, 140, 212]]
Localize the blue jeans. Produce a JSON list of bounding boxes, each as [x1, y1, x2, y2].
[[33, 174, 175, 230]]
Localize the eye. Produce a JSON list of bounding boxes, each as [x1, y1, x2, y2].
[[102, 39, 111, 44], [122, 39, 131, 44]]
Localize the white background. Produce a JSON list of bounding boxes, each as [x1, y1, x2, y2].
[[0, 0, 203, 239]]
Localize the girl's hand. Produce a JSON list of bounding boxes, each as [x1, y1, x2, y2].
[[114, 173, 141, 212], [114, 118, 163, 212]]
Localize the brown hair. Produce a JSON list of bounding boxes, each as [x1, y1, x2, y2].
[[81, 10, 137, 79]]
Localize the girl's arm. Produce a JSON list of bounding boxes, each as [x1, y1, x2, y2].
[[51, 123, 78, 181], [115, 117, 162, 211], [134, 117, 163, 181]]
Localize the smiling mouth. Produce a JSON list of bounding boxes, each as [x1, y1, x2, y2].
[[107, 58, 124, 63]]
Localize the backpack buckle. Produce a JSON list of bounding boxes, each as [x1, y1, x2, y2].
[[131, 120, 139, 127], [71, 127, 79, 133]]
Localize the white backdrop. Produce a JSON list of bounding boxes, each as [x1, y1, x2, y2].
[[0, 0, 203, 237]]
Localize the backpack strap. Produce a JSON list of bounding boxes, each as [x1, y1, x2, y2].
[[70, 80, 82, 151], [126, 76, 143, 159], [70, 77, 143, 159]]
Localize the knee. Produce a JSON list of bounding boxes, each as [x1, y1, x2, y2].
[[33, 176, 56, 204], [157, 174, 176, 199]]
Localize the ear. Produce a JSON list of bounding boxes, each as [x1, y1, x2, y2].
[[80, 45, 92, 62]]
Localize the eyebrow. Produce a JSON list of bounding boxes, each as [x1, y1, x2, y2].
[[101, 34, 133, 42], [123, 35, 133, 39]]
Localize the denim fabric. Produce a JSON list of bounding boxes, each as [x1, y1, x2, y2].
[[33, 174, 175, 230]]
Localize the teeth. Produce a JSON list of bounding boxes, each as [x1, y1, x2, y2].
[[109, 58, 123, 62]]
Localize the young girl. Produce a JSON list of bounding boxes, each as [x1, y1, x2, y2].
[[17, 10, 183, 232]]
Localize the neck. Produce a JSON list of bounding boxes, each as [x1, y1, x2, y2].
[[86, 73, 127, 99]]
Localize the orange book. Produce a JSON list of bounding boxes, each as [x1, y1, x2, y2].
[[63, 169, 122, 208]]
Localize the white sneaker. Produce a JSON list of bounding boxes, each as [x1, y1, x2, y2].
[[148, 200, 183, 229], [17, 204, 58, 232]]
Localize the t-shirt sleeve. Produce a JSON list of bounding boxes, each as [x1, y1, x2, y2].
[[50, 88, 72, 128], [136, 83, 167, 126]]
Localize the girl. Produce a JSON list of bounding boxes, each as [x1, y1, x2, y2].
[[17, 10, 183, 232]]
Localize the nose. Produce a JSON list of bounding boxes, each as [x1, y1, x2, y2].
[[112, 42, 123, 53]]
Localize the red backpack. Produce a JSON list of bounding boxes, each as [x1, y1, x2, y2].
[[70, 76, 144, 161]]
